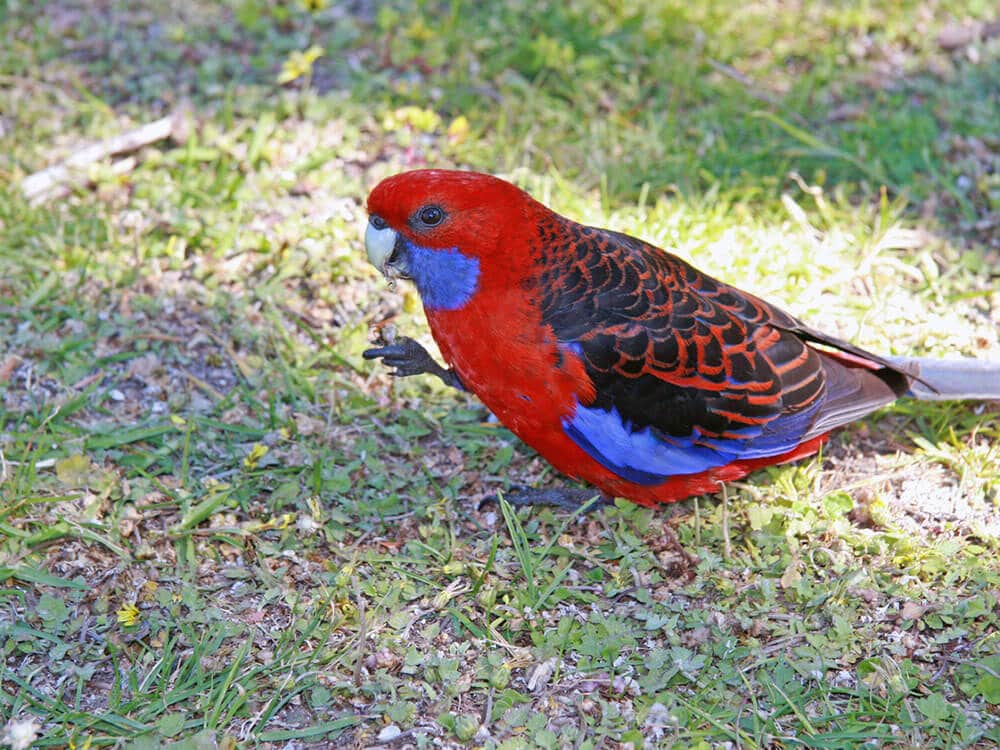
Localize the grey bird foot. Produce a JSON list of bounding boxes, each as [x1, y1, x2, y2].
[[363, 336, 464, 389], [483, 486, 609, 514]]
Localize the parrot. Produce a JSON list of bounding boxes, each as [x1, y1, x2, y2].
[[362, 169, 1000, 509]]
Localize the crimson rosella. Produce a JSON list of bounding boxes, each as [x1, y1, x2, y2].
[[363, 170, 1000, 509]]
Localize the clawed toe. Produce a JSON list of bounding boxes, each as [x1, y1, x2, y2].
[[481, 486, 609, 513], [364, 337, 463, 388]]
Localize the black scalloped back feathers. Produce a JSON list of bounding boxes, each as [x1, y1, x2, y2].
[[531, 216, 912, 449]]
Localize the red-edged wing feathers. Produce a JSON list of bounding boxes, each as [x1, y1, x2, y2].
[[532, 217, 911, 471]]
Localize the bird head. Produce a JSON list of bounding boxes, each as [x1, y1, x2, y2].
[[364, 169, 541, 310]]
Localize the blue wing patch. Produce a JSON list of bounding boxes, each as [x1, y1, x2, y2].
[[562, 399, 820, 485]]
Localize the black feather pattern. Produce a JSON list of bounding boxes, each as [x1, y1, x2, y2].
[[531, 217, 913, 448]]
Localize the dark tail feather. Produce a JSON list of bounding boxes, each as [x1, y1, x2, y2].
[[802, 356, 903, 440], [886, 356, 1000, 401], [802, 353, 998, 442]]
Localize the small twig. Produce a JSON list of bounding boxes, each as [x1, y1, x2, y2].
[[719, 482, 732, 561], [202, 328, 256, 380], [574, 703, 590, 750], [482, 687, 494, 730], [352, 576, 367, 688], [706, 58, 807, 125], [119, 332, 186, 345], [758, 634, 807, 657], [381, 728, 416, 745], [692, 496, 701, 547], [71, 370, 105, 391], [278, 303, 330, 331], [21, 111, 188, 203], [185, 371, 224, 400]]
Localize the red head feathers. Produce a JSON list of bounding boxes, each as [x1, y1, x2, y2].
[[366, 169, 531, 253]]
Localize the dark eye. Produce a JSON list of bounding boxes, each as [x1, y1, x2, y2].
[[369, 215, 387, 230], [418, 206, 444, 226]]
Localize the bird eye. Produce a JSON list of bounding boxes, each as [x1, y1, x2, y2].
[[418, 206, 444, 226], [369, 215, 387, 230]]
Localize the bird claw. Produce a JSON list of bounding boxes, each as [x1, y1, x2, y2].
[[481, 486, 609, 514], [363, 337, 437, 378], [364, 336, 464, 389]]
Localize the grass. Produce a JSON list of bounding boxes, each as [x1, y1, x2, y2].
[[1, 0, 998, 747]]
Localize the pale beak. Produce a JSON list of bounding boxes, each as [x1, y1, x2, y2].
[[365, 220, 398, 277]]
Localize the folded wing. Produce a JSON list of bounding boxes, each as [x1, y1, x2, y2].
[[533, 221, 910, 483]]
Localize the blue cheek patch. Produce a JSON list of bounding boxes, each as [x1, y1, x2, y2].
[[407, 240, 480, 311], [562, 398, 819, 485]]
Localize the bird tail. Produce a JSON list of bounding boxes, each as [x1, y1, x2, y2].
[[886, 356, 1000, 401]]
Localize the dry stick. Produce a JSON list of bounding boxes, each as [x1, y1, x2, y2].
[[482, 687, 494, 732], [39, 156, 138, 205], [353, 575, 368, 688], [21, 112, 186, 203], [719, 481, 732, 561], [705, 58, 807, 126]]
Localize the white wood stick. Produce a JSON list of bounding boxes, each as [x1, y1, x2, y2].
[[22, 112, 184, 202]]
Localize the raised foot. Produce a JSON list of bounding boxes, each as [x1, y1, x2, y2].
[[485, 486, 609, 514], [363, 336, 463, 389]]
